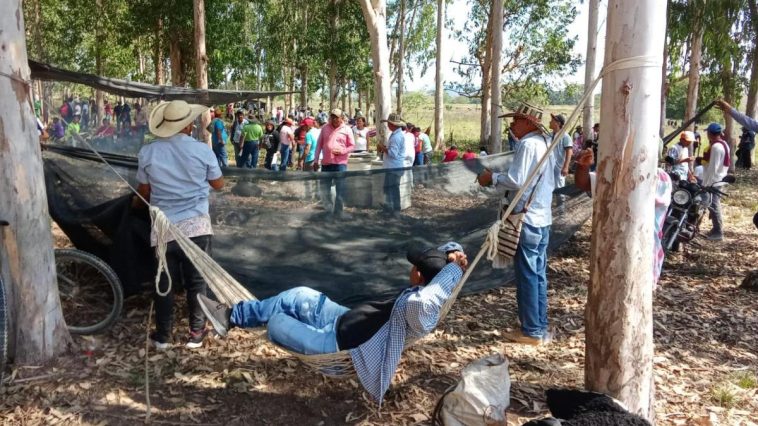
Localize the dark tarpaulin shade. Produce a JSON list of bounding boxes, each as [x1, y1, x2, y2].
[[29, 60, 293, 105]]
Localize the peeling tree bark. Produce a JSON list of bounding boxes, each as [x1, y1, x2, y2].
[[358, 0, 392, 143], [0, 0, 72, 364], [746, 0, 758, 118], [585, 0, 667, 421], [684, 4, 704, 128], [479, 5, 494, 149], [434, 0, 445, 150], [154, 17, 165, 86], [194, 0, 211, 145], [582, 0, 599, 135], [489, 0, 503, 154]]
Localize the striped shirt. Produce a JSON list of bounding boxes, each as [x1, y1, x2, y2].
[[350, 262, 464, 404]]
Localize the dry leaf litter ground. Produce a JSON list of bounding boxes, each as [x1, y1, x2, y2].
[[2, 170, 757, 425]]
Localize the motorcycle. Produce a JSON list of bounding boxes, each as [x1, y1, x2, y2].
[[661, 174, 735, 253]]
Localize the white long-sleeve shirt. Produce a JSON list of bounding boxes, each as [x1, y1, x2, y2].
[[491, 130, 556, 227], [703, 141, 729, 187]]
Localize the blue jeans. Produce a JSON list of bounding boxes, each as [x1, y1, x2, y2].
[[280, 145, 291, 170], [240, 140, 260, 168], [414, 152, 424, 166], [320, 164, 348, 213], [230, 287, 349, 355], [213, 143, 228, 168], [514, 223, 550, 338]]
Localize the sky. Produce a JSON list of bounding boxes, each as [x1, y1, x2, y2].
[[406, 0, 608, 92]]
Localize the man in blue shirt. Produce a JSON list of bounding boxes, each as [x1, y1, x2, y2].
[[377, 113, 407, 215], [138, 100, 225, 350], [477, 102, 556, 345], [716, 99, 757, 169], [211, 107, 229, 168], [197, 242, 467, 403]]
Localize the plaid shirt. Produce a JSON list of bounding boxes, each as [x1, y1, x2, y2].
[[350, 263, 463, 404]]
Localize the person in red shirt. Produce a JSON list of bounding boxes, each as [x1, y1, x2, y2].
[[443, 146, 460, 162], [461, 148, 477, 160]]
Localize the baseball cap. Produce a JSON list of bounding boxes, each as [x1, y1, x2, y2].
[[679, 131, 696, 142], [437, 242, 464, 254], [550, 113, 566, 127], [330, 108, 343, 117], [706, 123, 723, 134], [406, 247, 448, 283], [301, 117, 315, 127]]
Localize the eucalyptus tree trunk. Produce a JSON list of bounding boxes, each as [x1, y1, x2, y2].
[[746, 0, 758, 118], [95, 0, 105, 124], [684, 3, 704, 128], [434, 0, 445, 150], [396, 0, 406, 115], [194, 0, 211, 145], [358, 0, 392, 143], [300, 65, 308, 110], [154, 17, 165, 85], [0, 0, 72, 363], [489, 0, 503, 154], [659, 6, 669, 137], [722, 61, 738, 170], [479, 7, 494, 150], [348, 82, 353, 116], [582, 0, 599, 135], [329, 0, 339, 110], [585, 0, 667, 421]]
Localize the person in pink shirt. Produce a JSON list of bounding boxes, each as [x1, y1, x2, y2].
[[314, 108, 355, 218]]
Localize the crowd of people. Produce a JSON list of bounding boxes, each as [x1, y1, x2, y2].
[[44, 95, 149, 151]]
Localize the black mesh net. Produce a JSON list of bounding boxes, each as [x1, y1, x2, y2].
[[43, 144, 591, 305]]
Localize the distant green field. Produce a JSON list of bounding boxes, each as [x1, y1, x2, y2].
[[400, 103, 602, 149], [401, 102, 693, 150]]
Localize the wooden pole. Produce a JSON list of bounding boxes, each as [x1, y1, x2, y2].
[[434, 0, 445, 151], [194, 0, 211, 146], [582, 0, 599, 136], [585, 0, 667, 420], [489, 0, 503, 153], [0, 0, 71, 363]]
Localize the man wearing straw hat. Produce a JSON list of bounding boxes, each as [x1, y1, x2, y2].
[[477, 102, 557, 345], [137, 100, 225, 350]]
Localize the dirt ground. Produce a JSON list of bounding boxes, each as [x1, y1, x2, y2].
[[2, 170, 757, 425]]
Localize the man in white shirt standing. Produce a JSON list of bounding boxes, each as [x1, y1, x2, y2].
[[701, 122, 731, 241], [476, 102, 556, 345]]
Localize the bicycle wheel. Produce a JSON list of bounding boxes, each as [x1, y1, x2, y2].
[[55, 248, 123, 335]]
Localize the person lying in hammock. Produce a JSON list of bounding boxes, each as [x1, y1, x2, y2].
[[197, 242, 467, 404]]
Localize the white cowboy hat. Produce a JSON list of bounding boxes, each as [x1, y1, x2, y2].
[[148, 100, 208, 138]]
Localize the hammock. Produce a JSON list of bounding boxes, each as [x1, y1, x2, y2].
[[152, 204, 474, 378]]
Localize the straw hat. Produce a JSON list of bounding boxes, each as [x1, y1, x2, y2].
[[148, 100, 208, 138], [381, 113, 406, 127], [499, 101, 544, 124]]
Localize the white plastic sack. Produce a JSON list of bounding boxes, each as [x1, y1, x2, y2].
[[440, 353, 511, 426]]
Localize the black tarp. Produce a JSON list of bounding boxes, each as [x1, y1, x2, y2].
[[43, 147, 592, 305], [30, 60, 293, 105]]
